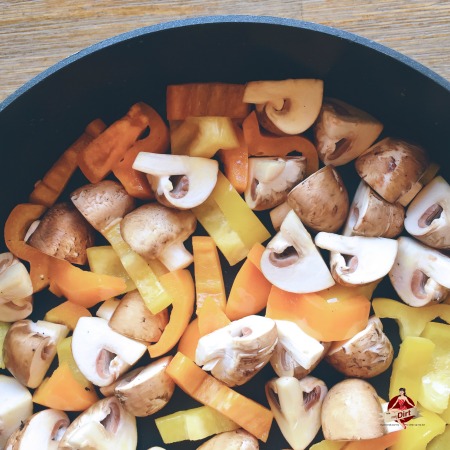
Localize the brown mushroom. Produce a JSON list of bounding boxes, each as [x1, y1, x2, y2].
[[0, 253, 33, 304], [197, 429, 259, 450]]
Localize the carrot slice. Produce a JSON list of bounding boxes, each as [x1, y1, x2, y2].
[[198, 298, 231, 337]]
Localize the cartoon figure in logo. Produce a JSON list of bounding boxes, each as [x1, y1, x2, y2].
[[388, 388, 415, 428]]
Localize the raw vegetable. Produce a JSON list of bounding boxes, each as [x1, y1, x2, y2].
[[44, 300, 91, 330], [428, 426, 450, 450], [197, 297, 230, 337], [177, 318, 201, 360], [0, 321, 10, 368], [341, 431, 401, 449]]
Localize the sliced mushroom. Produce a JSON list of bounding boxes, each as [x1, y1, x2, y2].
[[71, 317, 147, 387], [343, 180, 405, 238], [100, 356, 175, 417], [269, 201, 292, 231], [197, 429, 259, 450], [3, 320, 69, 388], [27, 202, 95, 265], [58, 397, 137, 450], [287, 165, 349, 233], [355, 137, 429, 204], [133, 152, 218, 209], [315, 232, 398, 286], [404, 176, 450, 249], [244, 156, 306, 210], [96, 298, 121, 321], [321, 379, 385, 440], [313, 98, 383, 166], [389, 236, 450, 306], [120, 203, 197, 272], [0, 375, 33, 449], [266, 376, 327, 450], [326, 316, 394, 378], [0, 296, 33, 322], [5, 409, 69, 450], [261, 210, 335, 293], [0, 253, 33, 304], [109, 290, 168, 343], [71, 180, 135, 232], [243, 79, 324, 135], [195, 315, 278, 387]]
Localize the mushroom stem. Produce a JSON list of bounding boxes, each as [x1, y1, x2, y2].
[[158, 242, 193, 272]]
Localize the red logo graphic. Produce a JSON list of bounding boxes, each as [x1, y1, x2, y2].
[[387, 388, 417, 428]]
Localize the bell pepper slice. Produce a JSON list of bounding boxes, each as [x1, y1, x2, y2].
[[177, 318, 201, 361], [148, 269, 195, 358], [29, 119, 106, 207], [166, 352, 273, 442], [372, 298, 450, 340], [428, 425, 450, 449], [310, 441, 345, 450], [0, 322, 10, 369], [192, 236, 226, 311], [243, 111, 319, 176], [197, 298, 231, 337], [44, 301, 91, 330], [341, 431, 401, 450]]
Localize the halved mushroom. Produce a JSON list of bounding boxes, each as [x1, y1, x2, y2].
[[260, 210, 335, 293], [96, 298, 121, 321], [109, 290, 168, 343], [5, 409, 69, 450], [195, 315, 278, 387], [243, 79, 324, 135], [266, 376, 327, 450], [389, 236, 450, 306], [244, 156, 306, 210], [269, 201, 292, 231], [133, 152, 219, 209], [58, 397, 137, 450], [197, 429, 259, 450], [71, 180, 135, 232], [313, 98, 383, 166], [120, 203, 197, 271], [71, 317, 147, 387], [287, 165, 349, 233], [321, 379, 385, 440], [100, 356, 175, 417], [27, 202, 95, 265], [343, 180, 405, 238], [0, 375, 33, 449], [3, 320, 69, 388], [404, 176, 450, 249], [326, 316, 394, 378], [0, 253, 33, 304], [315, 232, 398, 286], [0, 296, 33, 322], [355, 137, 429, 205]]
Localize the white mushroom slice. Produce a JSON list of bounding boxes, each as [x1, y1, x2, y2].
[[245, 156, 306, 210], [133, 152, 219, 209], [120, 203, 197, 272], [287, 165, 349, 233], [270, 201, 292, 231], [0, 296, 33, 322], [0, 375, 33, 449], [96, 298, 121, 321], [0, 253, 33, 304], [261, 211, 335, 293], [343, 180, 404, 238], [197, 429, 259, 450], [314, 98, 383, 166], [266, 376, 327, 450], [315, 233, 398, 286], [58, 397, 137, 450], [3, 320, 69, 388], [355, 137, 429, 204], [326, 316, 394, 378], [404, 176, 450, 249], [100, 356, 175, 417], [72, 317, 147, 387], [195, 315, 278, 387], [389, 236, 450, 306], [5, 409, 69, 450]]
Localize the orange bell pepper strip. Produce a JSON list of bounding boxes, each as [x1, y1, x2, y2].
[[113, 103, 169, 200], [166, 352, 273, 442], [29, 119, 106, 207], [44, 301, 92, 330], [242, 111, 319, 176], [197, 298, 231, 337], [178, 318, 201, 361], [192, 236, 226, 311], [148, 269, 195, 358], [342, 431, 401, 450]]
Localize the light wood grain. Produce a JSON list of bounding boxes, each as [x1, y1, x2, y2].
[[1, 0, 449, 102]]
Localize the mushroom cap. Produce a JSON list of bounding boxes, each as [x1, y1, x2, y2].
[[197, 429, 259, 450], [28, 202, 94, 265], [0, 296, 33, 322], [355, 137, 429, 203], [287, 165, 349, 233], [120, 203, 196, 261], [0, 253, 33, 304], [71, 180, 135, 232]]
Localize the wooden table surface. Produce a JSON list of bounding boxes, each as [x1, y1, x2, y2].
[[1, 0, 449, 102]]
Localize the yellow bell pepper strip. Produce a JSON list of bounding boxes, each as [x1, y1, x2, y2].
[[44, 301, 91, 330], [428, 424, 450, 449], [56, 337, 93, 386], [166, 352, 273, 442], [177, 318, 201, 361], [148, 269, 195, 358], [310, 441, 345, 450], [341, 431, 401, 450], [372, 298, 450, 340], [155, 405, 239, 444], [29, 118, 106, 207], [0, 322, 11, 369], [103, 221, 172, 314], [192, 236, 226, 311], [440, 407, 450, 424], [197, 298, 231, 337], [389, 336, 435, 401]]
